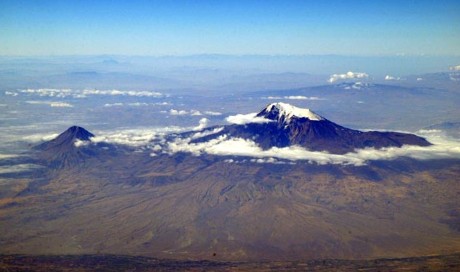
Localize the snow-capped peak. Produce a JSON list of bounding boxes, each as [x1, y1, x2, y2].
[[259, 102, 324, 123]]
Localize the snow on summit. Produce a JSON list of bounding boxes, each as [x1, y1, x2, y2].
[[261, 102, 324, 122], [226, 102, 324, 125]]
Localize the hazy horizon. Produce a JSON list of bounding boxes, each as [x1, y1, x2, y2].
[[1, 54, 459, 77]]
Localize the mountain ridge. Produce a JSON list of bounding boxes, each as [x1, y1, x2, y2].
[[192, 103, 431, 154]]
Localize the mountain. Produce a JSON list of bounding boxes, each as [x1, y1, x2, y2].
[[245, 82, 460, 131], [194, 102, 431, 154], [35, 126, 94, 151], [34, 126, 98, 168]]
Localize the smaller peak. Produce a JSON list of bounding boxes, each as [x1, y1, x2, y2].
[[34, 126, 95, 152], [258, 102, 324, 123]]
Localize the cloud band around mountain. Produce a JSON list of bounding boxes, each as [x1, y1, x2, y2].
[[156, 129, 460, 166], [22, 124, 460, 166], [225, 113, 273, 125]]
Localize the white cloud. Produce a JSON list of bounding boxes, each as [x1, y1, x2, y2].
[[190, 127, 224, 139], [193, 118, 209, 131], [20, 88, 73, 98], [385, 75, 400, 81], [158, 130, 460, 166], [416, 77, 423, 81], [343, 82, 368, 90], [225, 113, 273, 125], [92, 130, 161, 147], [22, 133, 59, 142], [190, 110, 202, 116], [104, 103, 124, 107], [14, 88, 165, 98], [262, 96, 323, 100], [204, 111, 222, 116], [74, 139, 90, 147], [449, 65, 460, 71], [250, 157, 282, 164], [155, 102, 171, 106], [25, 101, 73, 107], [169, 109, 189, 115], [169, 109, 221, 117], [328, 71, 369, 83], [91, 126, 187, 147], [82, 89, 163, 97], [5, 91, 18, 96], [128, 102, 149, 107], [0, 164, 43, 174], [0, 154, 20, 160], [50, 102, 73, 107], [104, 102, 171, 107], [163, 135, 364, 165]]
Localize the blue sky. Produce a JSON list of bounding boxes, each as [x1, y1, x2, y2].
[[0, 0, 459, 56]]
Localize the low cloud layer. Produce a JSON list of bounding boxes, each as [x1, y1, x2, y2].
[[193, 118, 209, 131], [20, 122, 460, 166], [0, 164, 43, 174], [82, 89, 163, 97], [342, 82, 369, 90], [6, 88, 165, 98], [169, 109, 203, 116], [91, 126, 186, 147], [385, 75, 401, 81], [329, 71, 369, 83], [20, 119, 206, 148], [156, 129, 460, 166], [26, 101, 74, 107], [449, 65, 460, 71], [225, 113, 273, 125], [22, 133, 59, 143], [0, 154, 20, 160], [262, 96, 323, 100], [203, 111, 223, 116], [104, 102, 170, 107], [167, 109, 222, 117]]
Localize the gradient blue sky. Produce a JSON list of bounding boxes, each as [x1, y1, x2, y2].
[[1, 0, 459, 56]]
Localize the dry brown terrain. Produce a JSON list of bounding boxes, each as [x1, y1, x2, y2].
[[1, 150, 460, 263]]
